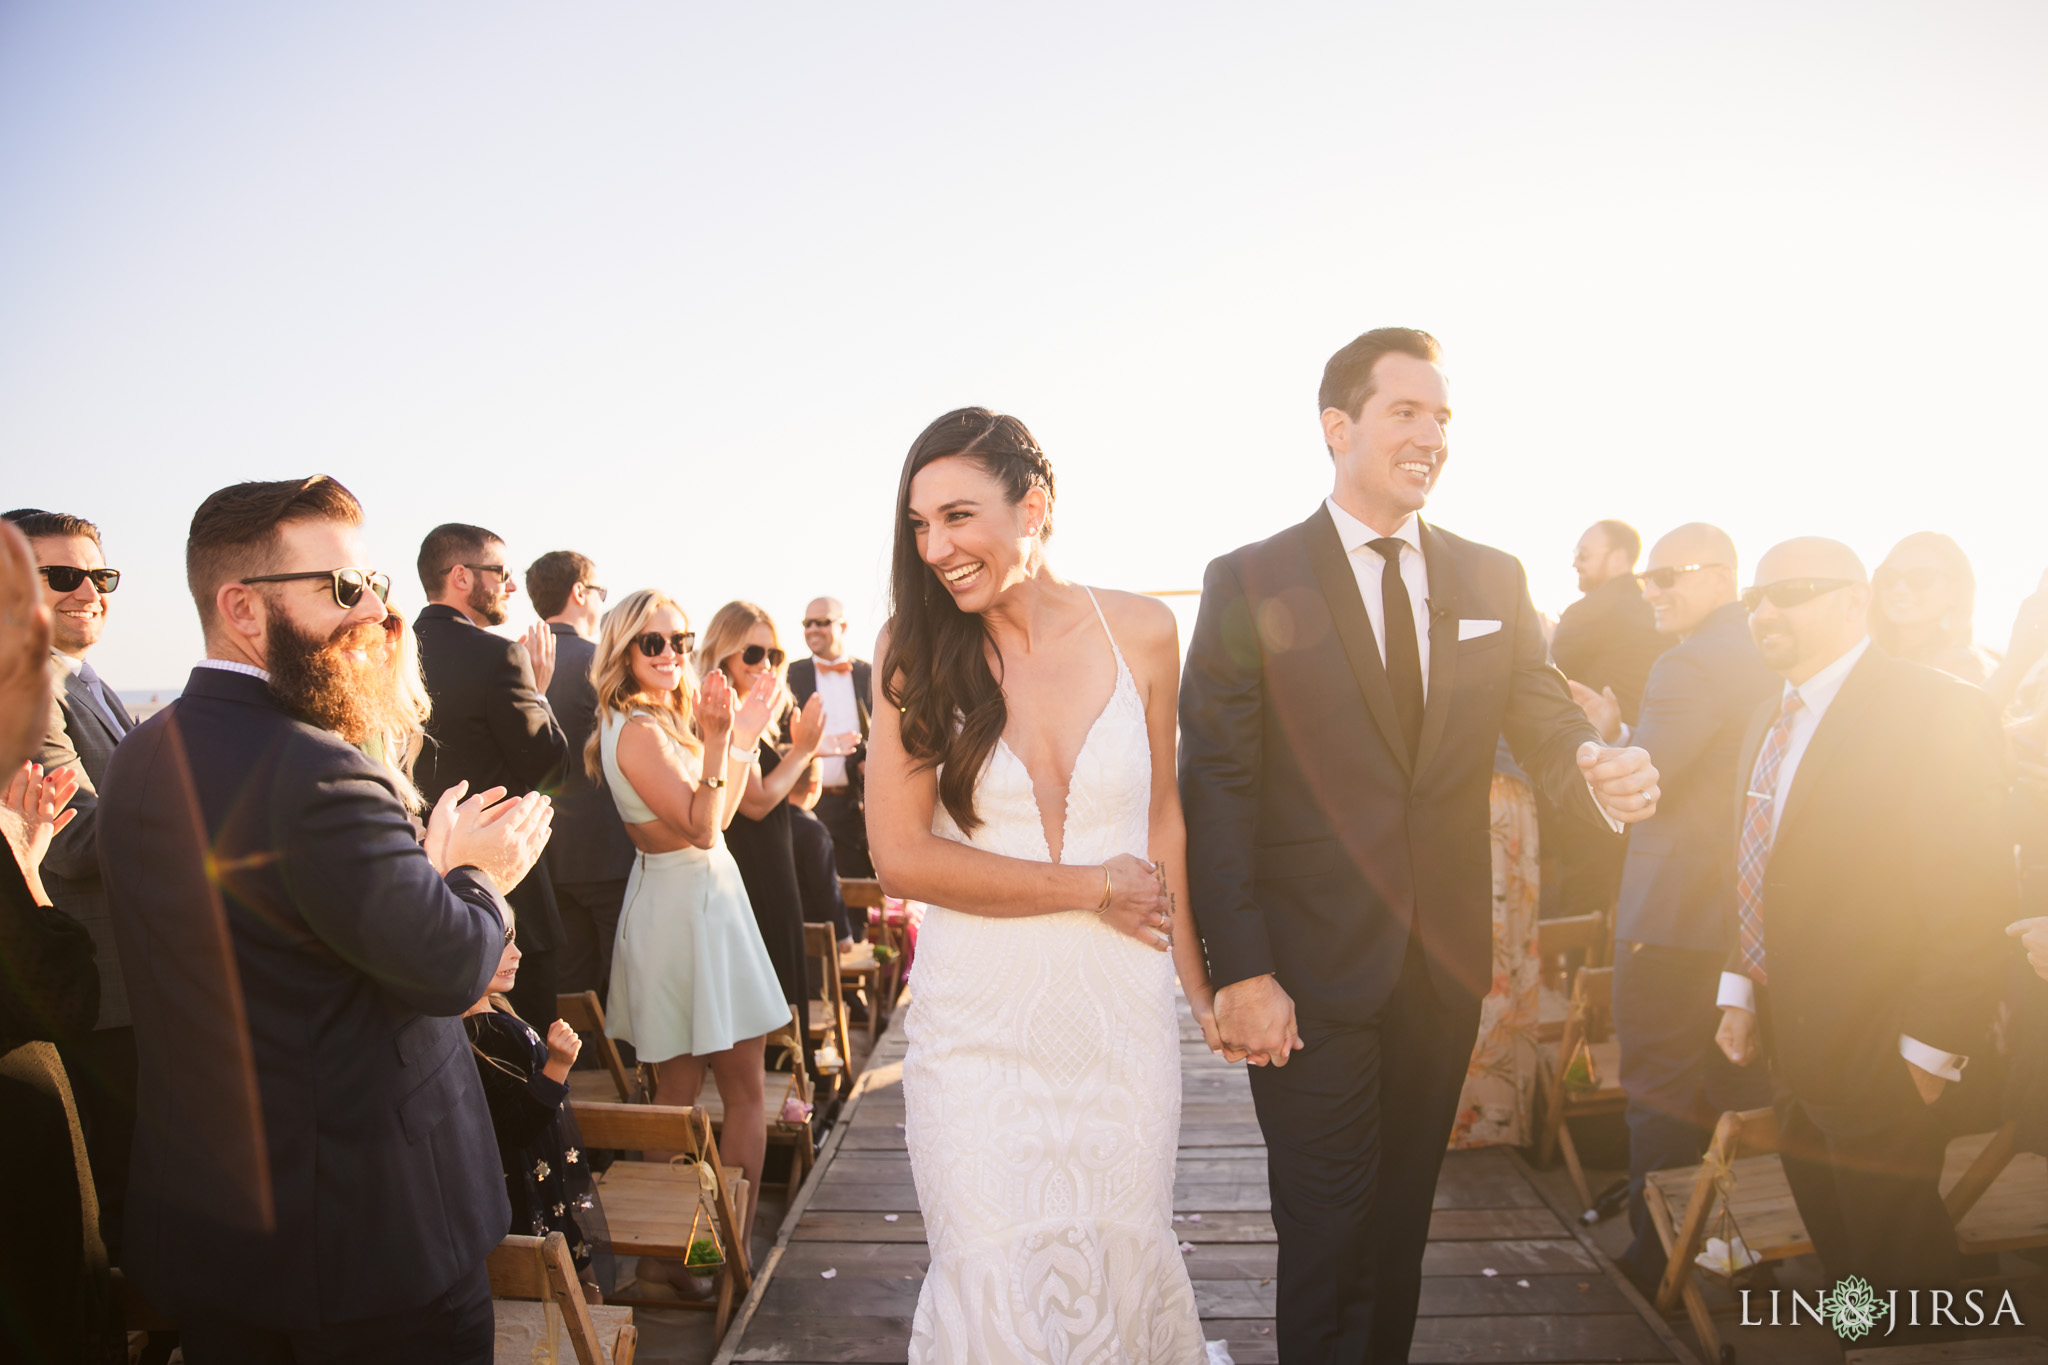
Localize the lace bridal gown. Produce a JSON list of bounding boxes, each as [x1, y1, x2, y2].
[[902, 589, 1207, 1364]]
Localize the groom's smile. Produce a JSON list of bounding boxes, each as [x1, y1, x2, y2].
[[1322, 349, 1453, 534]]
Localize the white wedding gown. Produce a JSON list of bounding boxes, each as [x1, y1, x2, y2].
[[902, 589, 1207, 1364]]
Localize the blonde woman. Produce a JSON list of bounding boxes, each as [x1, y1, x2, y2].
[[588, 590, 786, 1253], [361, 605, 432, 813], [694, 602, 828, 1014]]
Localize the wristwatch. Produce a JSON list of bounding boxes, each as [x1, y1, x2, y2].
[[705, 775, 727, 789]]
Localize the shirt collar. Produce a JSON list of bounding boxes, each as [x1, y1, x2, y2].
[[1786, 636, 1870, 720], [51, 651, 84, 677], [194, 657, 273, 683], [1325, 498, 1422, 557]]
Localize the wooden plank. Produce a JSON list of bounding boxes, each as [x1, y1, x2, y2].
[[1846, 1341, 2048, 1364], [1408, 1312, 1672, 1362], [1420, 1239, 1599, 1276], [729, 1314, 912, 1362]]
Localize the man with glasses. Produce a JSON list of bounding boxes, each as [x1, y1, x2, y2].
[[98, 476, 550, 1361], [1567, 524, 1777, 1293], [1712, 537, 2011, 1313], [523, 550, 635, 1019], [415, 523, 570, 1030], [3, 506, 140, 1254], [789, 595, 874, 877]]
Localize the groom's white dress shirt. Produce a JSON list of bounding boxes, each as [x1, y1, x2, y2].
[[1715, 636, 1966, 1082], [1327, 498, 1432, 695]]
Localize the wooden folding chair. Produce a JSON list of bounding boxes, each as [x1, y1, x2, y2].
[[1535, 910, 1607, 1042], [487, 1231, 638, 1365], [557, 990, 647, 1105], [765, 1003, 818, 1200], [803, 921, 854, 1089], [574, 1101, 753, 1342], [1534, 964, 1624, 1209], [836, 877, 898, 1043], [1646, 1112, 2048, 1362]]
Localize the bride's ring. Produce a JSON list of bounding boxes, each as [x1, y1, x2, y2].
[[1638, 791, 1651, 808]]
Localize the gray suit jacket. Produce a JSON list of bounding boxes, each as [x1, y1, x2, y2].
[[38, 657, 136, 1030], [540, 625, 636, 885]]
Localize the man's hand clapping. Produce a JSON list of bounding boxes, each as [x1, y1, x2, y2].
[[520, 621, 556, 695], [425, 779, 553, 891], [1578, 742, 1660, 824]]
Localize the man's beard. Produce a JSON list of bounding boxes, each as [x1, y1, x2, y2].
[[468, 577, 508, 626], [267, 613, 407, 747]]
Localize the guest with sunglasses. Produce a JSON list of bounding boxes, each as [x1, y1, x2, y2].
[[586, 591, 787, 1271], [696, 602, 829, 1019], [1713, 538, 2012, 1317], [789, 597, 875, 878], [1869, 531, 1997, 686], [415, 523, 572, 1032], [2, 506, 141, 1257]]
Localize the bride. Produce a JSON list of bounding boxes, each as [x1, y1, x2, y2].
[[867, 407, 1232, 1363]]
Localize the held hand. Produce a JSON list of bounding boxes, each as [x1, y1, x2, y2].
[[0, 761, 80, 874], [1578, 742, 1659, 824], [522, 621, 557, 695], [1214, 973, 1304, 1067], [1567, 680, 1623, 746], [694, 669, 735, 740], [1907, 1059, 1947, 1107], [1187, 984, 1249, 1063], [1716, 1005, 1760, 1067], [1096, 853, 1172, 953], [545, 1018, 583, 1070], [444, 790, 553, 891], [790, 693, 827, 755], [2007, 916, 2048, 983], [731, 673, 780, 751]]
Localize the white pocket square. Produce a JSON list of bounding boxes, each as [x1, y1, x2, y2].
[[1458, 618, 1503, 641]]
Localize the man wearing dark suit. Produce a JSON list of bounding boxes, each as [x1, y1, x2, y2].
[[1715, 537, 2012, 1300], [5, 506, 141, 1252], [790, 597, 873, 878], [1568, 523, 1777, 1289], [524, 550, 636, 1008], [99, 476, 551, 1361], [414, 522, 570, 1030], [1181, 328, 1663, 1364]]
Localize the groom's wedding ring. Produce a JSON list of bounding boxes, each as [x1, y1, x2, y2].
[[1639, 791, 1651, 808]]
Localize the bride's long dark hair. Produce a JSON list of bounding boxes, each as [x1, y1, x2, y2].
[[884, 407, 1056, 833]]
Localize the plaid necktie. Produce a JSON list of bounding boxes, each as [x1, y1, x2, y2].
[[1734, 691, 1805, 986]]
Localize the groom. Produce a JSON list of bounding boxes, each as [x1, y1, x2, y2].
[[1181, 327, 1660, 1363]]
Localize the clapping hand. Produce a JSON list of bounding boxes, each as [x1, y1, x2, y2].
[[0, 522, 53, 770], [0, 761, 80, 878], [1578, 742, 1660, 824], [542, 1018, 582, 1083], [1566, 681, 1623, 746], [521, 621, 556, 694], [429, 782, 553, 891], [694, 669, 736, 743], [789, 693, 827, 756], [729, 672, 780, 751]]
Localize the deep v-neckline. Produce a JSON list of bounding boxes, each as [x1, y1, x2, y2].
[[991, 588, 1132, 866]]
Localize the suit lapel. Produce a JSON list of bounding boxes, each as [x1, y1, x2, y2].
[[1773, 650, 1883, 848], [1303, 505, 1411, 777], [1412, 520, 1461, 780], [61, 670, 124, 751]]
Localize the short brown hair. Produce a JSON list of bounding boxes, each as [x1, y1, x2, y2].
[[3, 509, 102, 546], [186, 476, 364, 632], [1318, 327, 1442, 421], [417, 523, 500, 596], [525, 550, 595, 620], [1592, 519, 1642, 567]]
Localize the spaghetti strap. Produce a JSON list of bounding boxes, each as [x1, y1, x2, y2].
[[1079, 585, 1123, 664]]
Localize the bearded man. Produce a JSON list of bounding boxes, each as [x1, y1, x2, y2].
[[98, 476, 554, 1363]]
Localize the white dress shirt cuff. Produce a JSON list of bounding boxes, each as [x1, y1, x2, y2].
[[1588, 780, 1625, 834], [1717, 972, 1758, 1012], [1616, 721, 1634, 747], [1899, 1034, 1967, 1083]]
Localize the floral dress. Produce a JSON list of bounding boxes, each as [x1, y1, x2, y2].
[[1448, 761, 1543, 1149]]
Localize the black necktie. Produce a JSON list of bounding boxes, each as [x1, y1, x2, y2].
[[1370, 538, 1424, 761]]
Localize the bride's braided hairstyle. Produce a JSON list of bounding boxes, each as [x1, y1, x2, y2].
[[885, 407, 1054, 832]]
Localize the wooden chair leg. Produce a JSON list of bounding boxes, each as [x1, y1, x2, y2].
[[1557, 1120, 1594, 1211], [1645, 1180, 1719, 1354]]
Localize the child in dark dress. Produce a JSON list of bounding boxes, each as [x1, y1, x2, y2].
[[464, 919, 614, 1298]]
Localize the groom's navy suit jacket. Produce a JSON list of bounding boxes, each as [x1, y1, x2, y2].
[[98, 666, 511, 1329], [1182, 505, 1613, 1021]]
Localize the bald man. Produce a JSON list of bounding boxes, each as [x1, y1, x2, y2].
[[789, 596, 873, 877], [1712, 538, 2012, 1303], [1570, 524, 1777, 1290]]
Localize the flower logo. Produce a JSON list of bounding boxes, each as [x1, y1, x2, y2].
[[1821, 1275, 1885, 1341]]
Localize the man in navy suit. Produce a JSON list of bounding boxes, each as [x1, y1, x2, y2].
[[99, 476, 553, 1362], [1570, 523, 1778, 1290]]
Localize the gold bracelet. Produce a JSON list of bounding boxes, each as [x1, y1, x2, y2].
[[1095, 865, 1113, 913]]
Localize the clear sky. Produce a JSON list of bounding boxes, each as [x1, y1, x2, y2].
[[3, 2, 2043, 693]]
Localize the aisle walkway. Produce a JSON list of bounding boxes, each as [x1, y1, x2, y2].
[[716, 995, 1694, 1364]]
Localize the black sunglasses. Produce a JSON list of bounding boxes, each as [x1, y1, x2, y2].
[[1635, 563, 1724, 591], [801, 617, 840, 629], [241, 567, 392, 609], [582, 583, 608, 603], [1874, 566, 1942, 593], [39, 565, 121, 594], [1741, 578, 1858, 613], [462, 563, 510, 580], [635, 631, 695, 658], [734, 644, 785, 668]]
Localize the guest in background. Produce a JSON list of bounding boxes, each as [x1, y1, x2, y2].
[[1986, 570, 2048, 717], [1448, 740, 1541, 1149], [526, 550, 637, 1016], [589, 590, 786, 1258], [1549, 519, 1670, 924], [100, 476, 551, 1361], [415, 522, 571, 1030], [1715, 538, 2011, 1309], [360, 604, 431, 814], [4, 506, 140, 1256], [699, 602, 828, 1014], [1569, 523, 1777, 1292], [1870, 531, 1997, 685], [789, 757, 856, 948], [789, 596, 873, 877]]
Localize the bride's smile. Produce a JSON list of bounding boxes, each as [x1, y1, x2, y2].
[[903, 452, 1050, 614]]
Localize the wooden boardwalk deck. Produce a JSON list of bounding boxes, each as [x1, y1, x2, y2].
[[717, 997, 1694, 1364]]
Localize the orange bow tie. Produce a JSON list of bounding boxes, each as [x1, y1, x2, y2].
[[814, 658, 854, 674]]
